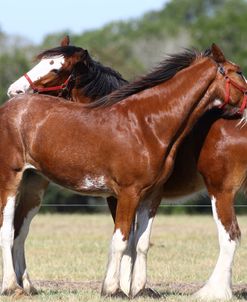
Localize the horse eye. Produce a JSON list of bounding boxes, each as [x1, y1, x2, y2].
[[237, 71, 242, 75], [218, 66, 225, 75], [51, 69, 59, 74]]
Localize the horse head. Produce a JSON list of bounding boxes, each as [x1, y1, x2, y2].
[[208, 43, 247, 114], [7, 36, 88, 98]]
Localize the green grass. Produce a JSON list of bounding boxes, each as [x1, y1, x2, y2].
[[1, 213, 247, 301]]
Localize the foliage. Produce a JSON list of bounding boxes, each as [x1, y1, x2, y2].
[[0, 51, 29, 102], [191, 0, 247, 69]]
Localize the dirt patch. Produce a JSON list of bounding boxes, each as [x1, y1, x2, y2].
[[33, 279, 101, 291]]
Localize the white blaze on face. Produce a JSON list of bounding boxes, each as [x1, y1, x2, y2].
[[7, 55, 65, 97]]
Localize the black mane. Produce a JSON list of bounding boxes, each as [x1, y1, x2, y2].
[[37, 46, 128, 99], [88, 48, 212, 108], [37, 45, 83, 59], [75, 53, 128, 99]]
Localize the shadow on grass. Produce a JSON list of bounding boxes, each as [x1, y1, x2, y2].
[[235, 290, 247, 300]]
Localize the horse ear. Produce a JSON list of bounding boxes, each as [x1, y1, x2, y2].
[[81, 49, 89, 60], [211, 43, 226, 63], [83, 49, 88, 57], [60, 35, 70, 47]]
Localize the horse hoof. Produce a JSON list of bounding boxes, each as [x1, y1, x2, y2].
[[133, 287, 161, 298], [112, 289, 129, 298], [142, 287, 161, 298], [101, 288, 129, 298], [194, 285, 233, 301], [25, 285, 38, 295]]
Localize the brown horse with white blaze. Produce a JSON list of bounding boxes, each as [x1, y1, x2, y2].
[[5, 43, 247, 299]]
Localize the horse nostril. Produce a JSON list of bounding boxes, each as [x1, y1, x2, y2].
[[7, 89, 25, 98]]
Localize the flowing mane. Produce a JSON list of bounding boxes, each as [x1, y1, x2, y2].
[[88, 48, 212, 108], [37, 46, 128, 99]]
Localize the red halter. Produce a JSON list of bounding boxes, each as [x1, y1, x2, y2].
[[221, 76, 247, 114], [24, 73, 72, 94]]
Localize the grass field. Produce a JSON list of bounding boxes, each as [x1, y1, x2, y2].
[[1, 213, 247, 301]]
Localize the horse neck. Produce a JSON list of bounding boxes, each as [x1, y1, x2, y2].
[[124, 58, 217, 146], [145, 58, 217, 187]]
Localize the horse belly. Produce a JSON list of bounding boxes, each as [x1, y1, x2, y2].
[[35, 165, 112, 197], [162, 170, 205, 202], [26, 145, 113, 195]]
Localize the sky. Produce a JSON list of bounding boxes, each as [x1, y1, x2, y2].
[[1, 0, 168, 44]]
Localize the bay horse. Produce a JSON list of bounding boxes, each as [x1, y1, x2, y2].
[[6, 42, 247, 300], [6, 36, 128, 296]]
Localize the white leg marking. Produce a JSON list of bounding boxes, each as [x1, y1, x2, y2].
[[131, 206, 154, 297], [1, 196, 18, 293], [119, 221, 135, 296], [102, 229, 127, 295], [194, 196, 237, 300], [13, 206, 40, 292]]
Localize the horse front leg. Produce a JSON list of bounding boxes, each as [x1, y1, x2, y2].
[[13, 170, 49, 295], [107, 196, 137, 296], [101, 187, 140, 297], [119, 218, 136, 296], [106, 196, 136, 296], [194, 190, 240, 301]]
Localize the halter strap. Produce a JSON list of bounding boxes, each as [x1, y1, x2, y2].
[[24, 73, 36, 90], [24, 73, 72, 94], [220, 76, 247, 114]]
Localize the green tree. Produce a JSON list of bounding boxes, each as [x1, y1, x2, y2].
[[0, 51, 30, 104], [191, 0, 247, 71]]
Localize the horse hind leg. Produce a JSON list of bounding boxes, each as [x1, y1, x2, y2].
[[13, 170, 49, 295], [0, 171, 25, 296], [130, 191, 161, 298], [194, 191, 240, 301]]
